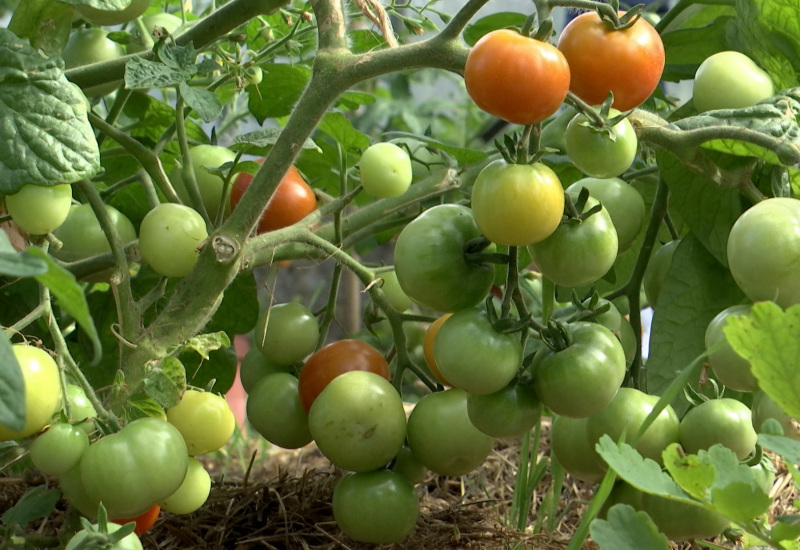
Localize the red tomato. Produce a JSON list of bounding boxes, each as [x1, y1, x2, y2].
[[297, 340, 390, 412], [230, 160, 317, 233], [557, 11, 665, 110], [464, 29, 570, 125], [112, 504, 160, 536]]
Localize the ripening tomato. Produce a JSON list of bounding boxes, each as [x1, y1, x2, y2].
[[464, 29, 570, 125], [230, 161, 317, 233], [166, 390, 236, 456], [557, 11, 665, 110], [112, 504, 160, 536], [422, 314, 452, 386], [297, 339, 390, 412]]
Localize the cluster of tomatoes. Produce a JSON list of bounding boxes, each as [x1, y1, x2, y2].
[[2, 340, 237, 547]]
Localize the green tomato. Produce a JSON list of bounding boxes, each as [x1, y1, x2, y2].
[[467, 381, 542, 438], [586, 387, 680, 465], [379, 268, 414, 312], [65, 521, 143, 550], [166, 390, 235, 456], [471, 160, 565, 246], [29, 423, 89, 476], [333, 470, 419, 544], [52, 203, 137, 263], [529, 196, 618, 288], [549, 415, 606, 483], [640, 492, 729, 542], [617, 317, 637, 367], [679, 398, 758, 460], [530, 322, 626, 418], [255, 302, 319, 365], [238, 348, 293, 394], [433, 308, 523, 395], [80, 417, 189, 519], [565, 177, 646, 253], [308, 371, 407, 472], [564, 108, 638, 178], [5, 184, 72, 235], [751, 390, 800, 440], [64, 383, 98, 434], [727, 198, 800, 308], [127, 12, 183, 53], [705, 304, 757, 392], [62, 28, 125, 97], [393, 204, 494, 312], [406, 388, 494, 477], [0, 344, 62, 442], [390, 446, 427, 485], [359, 142, 413, 198], [693, 51, 774, 113], [169, 145, 237, 220], [159, 457, 211, 515], [77, 0, 151, 26], [246, 373, 312, 450], [139, 203, 208, 278]]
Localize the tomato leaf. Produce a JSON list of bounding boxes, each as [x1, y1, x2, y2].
[[178, 82, 223, 123], [143, 364, 182, 409], [0, 486, 61, 528], [662, 443, 716, 501], [124, 57, 191, 89], [661, 16, 732, 82], [724, 302, 800, 419], [7, 0, 73, 55], [27, 248, 102, 365], [232, 128, 321, 154], [181, 331, 231, 361], [758, 433, 800, 465], [462, 12, 528, 46], [205, 274, 259, 339], [589, 503, 669, 550], [248, 64, 311, 123], [127, 393, 166, 420], [317, 112, 371, 153], [181, 345, 237, 394], [646, 234, 745, 412], [0, 335, 25, 433], [595, 435, 690, 501], [730, 0, 800, 92], [656, 149, 743, 267], [0, 231, 48, 278], [0, 29, 100, 193]]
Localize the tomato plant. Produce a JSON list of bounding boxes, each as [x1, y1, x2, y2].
[[471, 160, 565, 246], [726, 197, 800, 309], [464, 29, 570, 125], [29, 422, 89, 476], [255, 302, 319, 365], [246, 372, 313, 449], [394, 204, 494, 312], [406, 389, 494, 477], [166, 389, 236, 456], [332, 470, 419, 544], [230, 163, 317, 233], [529, 322, 625, 418], [359, 142, 413, 198], [0, 344, 61, 442], [138, 203, 209, 278], [679, 398, 758, 460], [565, 177, 646, 253], [170, 145, 237, 220], [297, 339, 390, 412], [308, 370, 407, 472], [557, 11, 665, 110], [159, 457, 211, 515], [65, 521, 143, 550], [564, 109, 638, 178], [693, 51, 774, 112], [78, 417, 189, 519], [529, 196, 618, 288]]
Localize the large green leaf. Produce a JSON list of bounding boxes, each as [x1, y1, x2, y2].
[[0, 231, 47, 278], [7, 0, 72, 55], [725, 302, 800, 419], [248, 64, 311, 124], [645, 234, 744, 411], [0, 29, 100, 193], [590, 504, 669, 550]]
